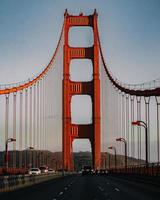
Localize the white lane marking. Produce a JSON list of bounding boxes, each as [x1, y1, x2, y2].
[[115, 188, 120, 192], [52, 199, 56, 200], [59, 191, 64, 195], [64, 187, 68, 190]]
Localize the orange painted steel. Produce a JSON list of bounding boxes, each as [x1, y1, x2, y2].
[[63, 10, 101, 171], [0, 25, 64, 95], [98, 30, 160, 96], [0, 167, 27, 175]]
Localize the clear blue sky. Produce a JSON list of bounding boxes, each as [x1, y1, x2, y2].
[[0, 0, 160, 154], [0, 0, 160, 85]]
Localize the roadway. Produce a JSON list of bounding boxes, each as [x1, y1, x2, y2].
[[1, 174, 160, 200]]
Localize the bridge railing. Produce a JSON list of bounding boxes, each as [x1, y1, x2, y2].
[[0, 167, 27, 175], [0, 171, 72, 193], [109, 163, 160, 176]]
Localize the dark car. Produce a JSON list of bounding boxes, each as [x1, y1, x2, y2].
[[39, 166, 48, 173], [99, 169, 108, 175], [82, 166, 93, 175]]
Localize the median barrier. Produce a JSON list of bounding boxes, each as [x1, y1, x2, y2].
[[0, 172, 68, 193]]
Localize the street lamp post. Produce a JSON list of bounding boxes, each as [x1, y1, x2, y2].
[[105, 153, 107, 169], [116, 137, 127, 171], [108, 153, 111, 170], [5, 138, 16, 169], [27, 147, 34, 168], [108, 146, 117, 170], [132, 120, 148, 167]]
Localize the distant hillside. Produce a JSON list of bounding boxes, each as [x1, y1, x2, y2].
[[73, 152, 145, 171], [0, 151, 145, 171]]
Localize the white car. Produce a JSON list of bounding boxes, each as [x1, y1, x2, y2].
[[28, 168, 41, 175], [48, 168, 55, 173]]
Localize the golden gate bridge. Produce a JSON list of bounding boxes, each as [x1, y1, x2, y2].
[[0, 10, 160, 176]]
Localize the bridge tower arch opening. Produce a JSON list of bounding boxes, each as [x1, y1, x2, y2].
[[72, 139, 92, 171], [63, 9, 101, 171]]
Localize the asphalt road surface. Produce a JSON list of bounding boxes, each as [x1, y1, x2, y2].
[[1, 174, 160, 200]]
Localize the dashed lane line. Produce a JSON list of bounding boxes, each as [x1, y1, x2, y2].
[[98, 186, 104, 192], [59, 191, 64, 195], [115, 188, 120, 192]]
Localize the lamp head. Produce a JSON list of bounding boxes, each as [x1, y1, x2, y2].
[[132, 121, 141, 126]]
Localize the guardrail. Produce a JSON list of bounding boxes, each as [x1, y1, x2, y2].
[[0, 172, 66, 193], [109, 163, 160, 176], [0, 167, 27, 175]]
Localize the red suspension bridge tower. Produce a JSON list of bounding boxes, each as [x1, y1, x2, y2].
[[63, 10, 101, 171]]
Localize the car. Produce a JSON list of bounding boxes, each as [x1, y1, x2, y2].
[[82, 166, 93, 175], [94, 169, 100, 175], [39, 166, 48, 173], [99, 169, 108, 175], [48, 168, 55, 173], [28, 168, 41, 175]]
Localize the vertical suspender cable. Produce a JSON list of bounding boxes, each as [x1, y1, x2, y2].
[[44, 76, 47, 164], [126, 95, 129, 158], [5, 94, 9, 167], [13, 93, 17, 168], [42, 78, 45, 165], [136, 97, 141, 164], [155, 96, 160, 163], [25, 89, 28, 168], [37, 82, 39, 151], [144, 97, 150, 162], [122, 94, 125, 139], [19, 91, 23, 168], [39, 80, 42, 165], [37, 82, 39, 167], [43, 78, 45, 152], [29, 87, 32, 167], [118, 92, 122, 155], [130, 96, 134, 164], [115, 89, 119, 144], [30, 87, 32, 148], [33, 84, 36, 167]]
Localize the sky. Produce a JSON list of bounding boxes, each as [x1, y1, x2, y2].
[[0, 0, 160, 153], [0, 0, 160, 85]]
